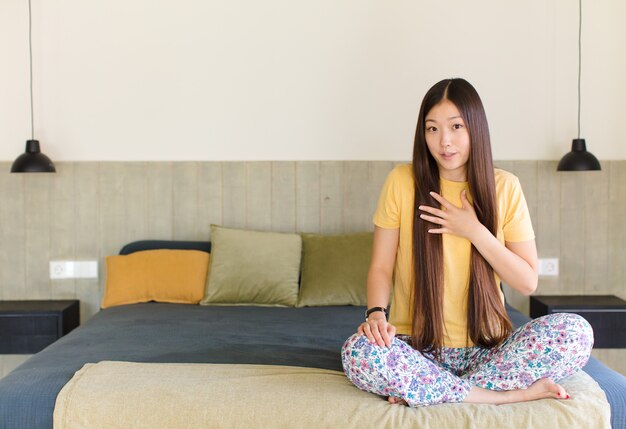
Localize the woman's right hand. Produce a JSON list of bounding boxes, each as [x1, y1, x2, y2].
[[358, 312, 397, 348]]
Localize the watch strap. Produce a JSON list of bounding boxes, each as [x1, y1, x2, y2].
[[365, 306, 388, 320]]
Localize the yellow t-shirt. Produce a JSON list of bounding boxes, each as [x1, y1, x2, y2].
[[373, 164, 535, 348]]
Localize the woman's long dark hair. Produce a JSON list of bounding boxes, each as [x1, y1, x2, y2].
[[411, 78, 511, 357]]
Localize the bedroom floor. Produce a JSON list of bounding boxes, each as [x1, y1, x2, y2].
[[0, 355, 30, 379], [1, 350, 625, 380]]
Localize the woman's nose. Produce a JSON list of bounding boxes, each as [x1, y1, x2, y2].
[[440, 130, 452, 147]]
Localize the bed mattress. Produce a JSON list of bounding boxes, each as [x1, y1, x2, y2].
[[0, 303, 623, 428]]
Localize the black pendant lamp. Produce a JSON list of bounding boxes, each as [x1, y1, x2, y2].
[[11, 0, 56, 173], [557, 0, 600, 172]]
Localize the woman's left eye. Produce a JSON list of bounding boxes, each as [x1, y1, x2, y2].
[[452, 123, 464, 130]]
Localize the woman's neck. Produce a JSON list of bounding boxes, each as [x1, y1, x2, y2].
[[439, 169, 467, 183]]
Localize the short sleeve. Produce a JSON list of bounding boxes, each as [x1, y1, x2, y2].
[[373, 166, 403, 229], [502, 176, 535, 242]]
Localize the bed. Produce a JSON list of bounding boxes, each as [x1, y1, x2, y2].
[[0, 239, 623, 428]]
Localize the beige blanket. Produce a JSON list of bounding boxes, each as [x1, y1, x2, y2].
[[53, 361, 610, 429]]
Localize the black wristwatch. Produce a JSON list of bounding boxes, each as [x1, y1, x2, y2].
[[365, 306, 388, 320]]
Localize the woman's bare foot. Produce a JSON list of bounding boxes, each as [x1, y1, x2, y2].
[[464, 378, 570, 405], [384, 378, 569, 407], [522, 378, 569, 401], [387, 396, 408, 405]]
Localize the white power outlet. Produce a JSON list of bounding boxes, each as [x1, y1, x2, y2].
[[50, 261, 68, 279], [538, 258, 559, 276], [50, 261, 98, 279]]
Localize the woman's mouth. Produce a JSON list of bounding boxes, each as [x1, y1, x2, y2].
[[440, 152, 457, 160]]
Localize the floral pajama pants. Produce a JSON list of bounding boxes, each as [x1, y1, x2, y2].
[[341, 313, 593, 407]]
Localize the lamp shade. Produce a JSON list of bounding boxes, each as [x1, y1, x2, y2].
[[10, 140, 56, 173], [557, 138, 601, 171]]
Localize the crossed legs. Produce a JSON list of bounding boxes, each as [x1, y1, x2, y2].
[[341, 313, 593, 407]]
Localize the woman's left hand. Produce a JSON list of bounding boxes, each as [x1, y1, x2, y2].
[[418, 190, 485, 241]]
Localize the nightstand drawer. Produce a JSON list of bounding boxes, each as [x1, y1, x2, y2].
[[0, 300, 79, 354], [0, 315, 59, 335], [0, 315, 60, 353]]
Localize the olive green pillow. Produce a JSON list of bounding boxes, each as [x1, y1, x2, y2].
[[297, 232, 373, 307], [201, 225, 301, 306]]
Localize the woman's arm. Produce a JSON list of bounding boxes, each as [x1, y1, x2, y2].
[[358, 226, 399, 347], [419, 190, 538, 295], [469, 233, 538, 296]]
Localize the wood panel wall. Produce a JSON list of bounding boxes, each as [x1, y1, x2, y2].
[[1, 160, 625, 375]]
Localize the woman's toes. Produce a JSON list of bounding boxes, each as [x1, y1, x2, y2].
[[555, 384, 569, 400], [387, 396, 407, 405], [526, 378, 569, 401]]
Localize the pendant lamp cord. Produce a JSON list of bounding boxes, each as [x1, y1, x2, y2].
[[28, 0, 34, 141], [577, 0, 582, 140]]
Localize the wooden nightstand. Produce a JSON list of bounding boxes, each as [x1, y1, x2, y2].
[[529, 295, 626, 348], [0, 300, 79, 354]]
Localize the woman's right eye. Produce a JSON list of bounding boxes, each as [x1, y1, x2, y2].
[[426, 126, 437, 132]]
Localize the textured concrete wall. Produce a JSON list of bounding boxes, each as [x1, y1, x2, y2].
[[1, 160, 624, 375]]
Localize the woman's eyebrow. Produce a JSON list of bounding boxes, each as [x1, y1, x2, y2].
[[425, 115, 462, 122]]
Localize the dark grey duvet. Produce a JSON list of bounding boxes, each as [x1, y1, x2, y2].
[[1, 303, 624, 429], [0, 304, 365, 428]]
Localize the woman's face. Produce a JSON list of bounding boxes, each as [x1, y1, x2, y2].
[[424, 99, 470, 182]]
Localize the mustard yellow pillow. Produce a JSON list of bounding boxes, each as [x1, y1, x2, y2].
[[102, 249, 210, 309]]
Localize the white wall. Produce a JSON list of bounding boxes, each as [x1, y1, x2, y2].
[[1, 0, 624, 161]]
